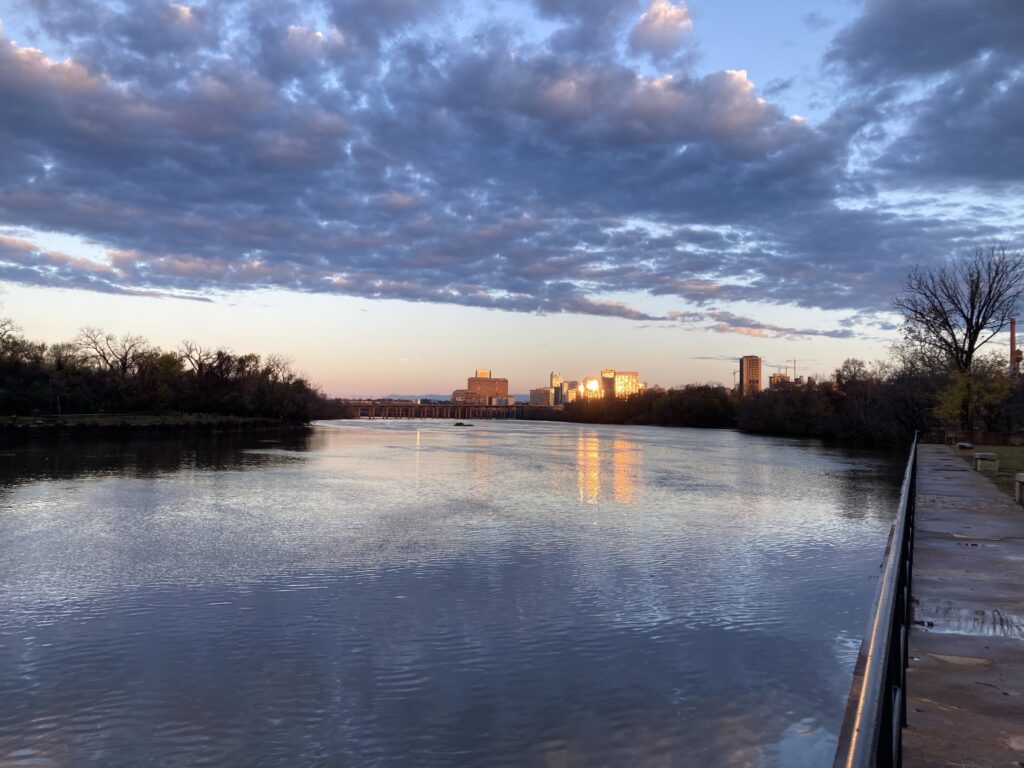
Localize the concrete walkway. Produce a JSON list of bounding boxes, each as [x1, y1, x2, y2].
[[904, 444, 1024, 767]]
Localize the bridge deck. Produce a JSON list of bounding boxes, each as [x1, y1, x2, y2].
[[904, 444, 1024, 766]]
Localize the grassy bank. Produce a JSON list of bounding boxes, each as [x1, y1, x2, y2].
[[955, 444, 1024, 499]]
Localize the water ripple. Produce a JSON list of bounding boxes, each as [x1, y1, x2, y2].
[[0, 422, 901, 767]]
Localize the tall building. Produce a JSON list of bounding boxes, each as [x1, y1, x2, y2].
[[452, 369, 510, 405], [600, 369, 616, 400], [578, 371, 642, 400], [550, 372, 564, 405], [739, 356, 762, 396], [579, 376, 604, 400], [612, 371, 641, 398]]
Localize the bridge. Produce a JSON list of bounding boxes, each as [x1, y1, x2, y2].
[[345, 400, 535, 420]]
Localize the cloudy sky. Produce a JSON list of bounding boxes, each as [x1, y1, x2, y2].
[[0, 0, 1021, 395]]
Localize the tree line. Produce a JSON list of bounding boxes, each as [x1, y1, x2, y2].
[[0, 319, 345, 422], [564, 246, 1024, 445], [563, 352, 1024, 446], [5, 244, 1021, 439]]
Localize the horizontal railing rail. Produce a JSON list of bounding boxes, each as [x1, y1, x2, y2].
[[833, 434, 918, 768]]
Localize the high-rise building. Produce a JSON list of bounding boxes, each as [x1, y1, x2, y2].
[[613, 371, 641, 398], [739, 356, 762, 396], [579, 376, 604, 400], [600, 369, 616, 400], [577, 371, 642, 400], [550, 372, 564, 405]]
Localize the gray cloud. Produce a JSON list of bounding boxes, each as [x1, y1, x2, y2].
[[824, 0, 1024, 199], [827, 0, 1024, 83], [0, 0, 1021, 327], [671, 308, 856, 339]]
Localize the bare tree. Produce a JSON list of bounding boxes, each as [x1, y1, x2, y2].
[[0, 317, 36, 363], [262, 353, 292, 383], [180, 340, 215, 375], [894, 245, 1024, 429], [76, 327, 149, 378], [46, 342, 86, 371], [0, 317, 19, 347], [894, 245, 1024, 373]]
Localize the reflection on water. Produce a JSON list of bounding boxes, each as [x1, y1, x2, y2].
[[0, 422, 903, 767], [613, 437, 640, 505], [575, 434, 641, 505], [578, 432, 601, 503], [0, 429, 312, 488]]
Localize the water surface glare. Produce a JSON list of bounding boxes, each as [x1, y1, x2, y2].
[[0, 421, 902, 767]]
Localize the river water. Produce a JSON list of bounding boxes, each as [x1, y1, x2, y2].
[[0, 421, 902, 767]]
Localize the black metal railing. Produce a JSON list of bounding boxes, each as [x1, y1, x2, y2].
[[832, 434, 918, 768]]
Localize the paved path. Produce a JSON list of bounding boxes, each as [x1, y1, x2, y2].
[[904, 445, 1024, 767]]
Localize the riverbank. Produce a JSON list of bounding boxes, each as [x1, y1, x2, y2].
[[0, 413, 310, 436], [952, 443, 1024, 497]]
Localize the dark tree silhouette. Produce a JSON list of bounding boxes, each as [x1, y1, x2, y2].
[[894, 245, 1024, 428], [0, 319, 334, 422], [894, 245, 1024, 373]]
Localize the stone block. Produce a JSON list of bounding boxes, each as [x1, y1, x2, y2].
[[973, 452, 999, 472]]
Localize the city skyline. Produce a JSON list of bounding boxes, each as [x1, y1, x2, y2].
[[1, 1, 1022, 395]]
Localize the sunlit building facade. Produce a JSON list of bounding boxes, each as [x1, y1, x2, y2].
[[578, 376, 604, 400], [575, 371, 641, 400], [612, 371, 641, 398], [452, 369, 510, 405], [739, 356, 762, 396]]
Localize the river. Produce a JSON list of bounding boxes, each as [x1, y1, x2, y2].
[[0, 421, 902, 767]]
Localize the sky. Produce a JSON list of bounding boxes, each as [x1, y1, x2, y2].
[[0, 0, 1022, 396]]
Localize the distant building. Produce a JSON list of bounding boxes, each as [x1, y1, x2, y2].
[[579, 376, 604, 400], [612, 371, 641, 398], [576, 371, 642, 400], [739, 356, 762, 396], [530, 387, 554, 406], [550, 372, 564, 405], [768, 371, 790, 389], [600, 369, 616, 399], [562, 380, 579, 404], [452, 369, 509, 405]]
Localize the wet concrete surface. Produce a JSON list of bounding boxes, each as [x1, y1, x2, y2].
[[904, 445, 1024, 767]]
